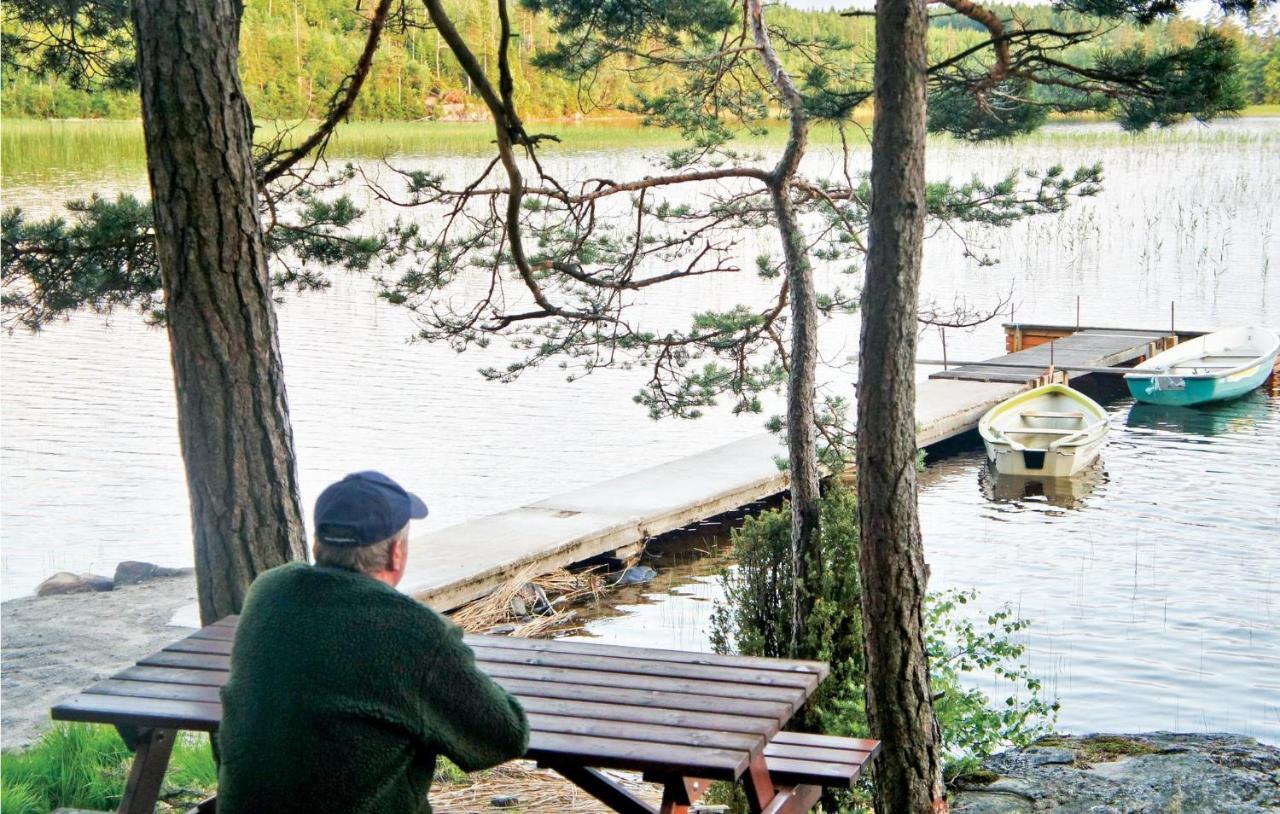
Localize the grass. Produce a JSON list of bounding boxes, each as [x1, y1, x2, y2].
[[0, 723, 217, 814]]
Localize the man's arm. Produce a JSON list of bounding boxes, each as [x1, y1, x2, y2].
[[418, 624, 529, 772]]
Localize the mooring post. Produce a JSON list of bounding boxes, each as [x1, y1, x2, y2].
[[1076, 295, 1080, 331], [940, 326, 948, 370]]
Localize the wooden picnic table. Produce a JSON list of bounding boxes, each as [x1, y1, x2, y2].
[[52, 616, 878, 814]]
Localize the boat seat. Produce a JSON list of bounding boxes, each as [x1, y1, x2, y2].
[[1019, 410, 1085, 420], [1004, 428, 1081, 436]]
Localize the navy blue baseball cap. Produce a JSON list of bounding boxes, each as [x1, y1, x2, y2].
[[314, 471, 428, 548]]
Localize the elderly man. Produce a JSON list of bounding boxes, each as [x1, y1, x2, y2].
[[217, 471, 529, 814]]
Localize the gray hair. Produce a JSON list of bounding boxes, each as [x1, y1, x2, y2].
[[313, 524, 408, 574]]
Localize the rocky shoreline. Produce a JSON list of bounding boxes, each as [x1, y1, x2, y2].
[[952, 732, 1280, 813]]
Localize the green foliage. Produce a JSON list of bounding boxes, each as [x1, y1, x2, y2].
[[928, 80, 1049, 141], [0, 723, 131, 811], [1105, 32, 1249, 129], [927, 590, 1060, 780], [710, 489, 1057, 794], [1, 195, 162, 330], [0, 724, 217, 812]]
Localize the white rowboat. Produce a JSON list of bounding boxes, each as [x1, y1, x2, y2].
[[979, 383, 1109, 477]]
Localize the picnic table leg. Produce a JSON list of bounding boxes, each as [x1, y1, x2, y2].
[[740, 754, 822, 814], [116, 727, 176, 814], [742, 753, 776, 813], [656, 776, 711, 814]]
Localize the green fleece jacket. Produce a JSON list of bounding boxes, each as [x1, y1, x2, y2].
[[217, 562, 529, 814]]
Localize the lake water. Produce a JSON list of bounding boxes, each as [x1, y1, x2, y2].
[[2, 118, 1277, 741]]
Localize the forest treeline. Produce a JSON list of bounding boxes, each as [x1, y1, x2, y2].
[[3, 0, 1278, 120]]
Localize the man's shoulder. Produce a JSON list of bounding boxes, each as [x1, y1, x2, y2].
[[242, 562, 455, 640]]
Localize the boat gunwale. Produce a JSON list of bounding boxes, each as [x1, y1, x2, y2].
[[979, 384, 1109, 452]]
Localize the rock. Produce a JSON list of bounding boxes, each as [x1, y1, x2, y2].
[[486, 624, 517, 636], [951, 733, 1280, 814], [35, 572, 113, 596], [489, 794, 519, 807], [113, 561, 190, 586], [516, 583, 552, 615], [614, 565, 657, 586]]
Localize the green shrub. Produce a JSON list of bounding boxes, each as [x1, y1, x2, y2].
[[710, 485, 1057, 806]]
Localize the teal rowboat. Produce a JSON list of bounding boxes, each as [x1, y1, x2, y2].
[[1125, 327, 1279, 407]]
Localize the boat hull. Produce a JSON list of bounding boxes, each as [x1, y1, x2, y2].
[[985, 434, 1105, 477], [1125, 357, 1275, 406]]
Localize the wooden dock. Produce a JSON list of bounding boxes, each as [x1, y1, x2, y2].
[[929, 327, 1175, 384], [403, 323, 1183, 611]]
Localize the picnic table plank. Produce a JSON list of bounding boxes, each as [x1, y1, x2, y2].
[[138, 649, 803, 706], [84, 679, 221, 704], [115, 665, 228, 687], [52, 693, 219, 731], [467, 643, 819, 691], [110, 665, 794, 721], [518, 697, 776, 737], [477, 663, 803, 707], [464, 635, 828, 679], [195, 620, 828, 681], [769, 731, 881, 754], [86, 679, 778, 738], [166, 635, 818, 692], [490, 677, 790, 720], [525, 712, 762, 755]]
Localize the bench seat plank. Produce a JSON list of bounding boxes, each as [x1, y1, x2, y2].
[[762, 756, 866, 789], [528, 731, 749, 781], [769, 731, 880, 753]]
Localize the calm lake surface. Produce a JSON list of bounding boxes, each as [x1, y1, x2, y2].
[[2, 118, 1277, 741]]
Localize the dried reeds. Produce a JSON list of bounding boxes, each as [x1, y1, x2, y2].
[[448, 564, 606, 637], [429, 760, 661, 813]]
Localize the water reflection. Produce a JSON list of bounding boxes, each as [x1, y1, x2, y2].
[[979, 463, 1107, 511], [1126, 394, 1274, 438]]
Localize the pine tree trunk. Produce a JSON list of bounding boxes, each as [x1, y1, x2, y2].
[[748, 0, 822, 649], [772, 188, 823, 645], [858, 0, 947, 809], [133, 0, 308, 625]]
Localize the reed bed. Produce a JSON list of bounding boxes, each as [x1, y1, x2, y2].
[[448, 564, 608, 637], [430, 761, 663, 813]]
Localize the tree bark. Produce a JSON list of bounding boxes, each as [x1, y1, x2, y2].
[[747, 0, 822, 651], [858, 0, 947, 809], [133, 0, 308, 625]]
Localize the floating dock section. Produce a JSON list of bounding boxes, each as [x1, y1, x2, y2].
[[405, 324, 1183, 610]]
